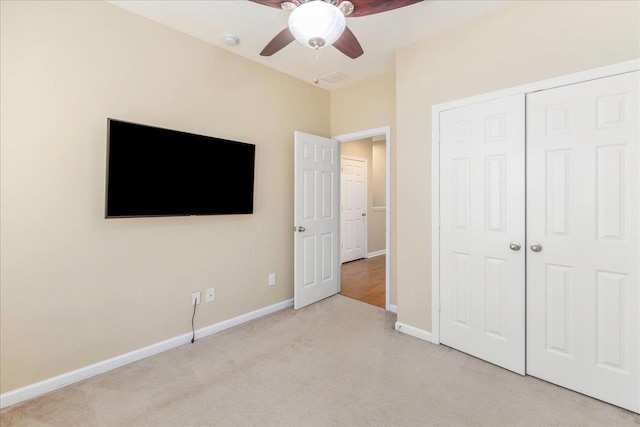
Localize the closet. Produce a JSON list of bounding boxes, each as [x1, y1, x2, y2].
[[438, 70, 639, 412]]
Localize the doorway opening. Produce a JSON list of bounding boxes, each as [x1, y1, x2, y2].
[[333, 127, 392, 312]]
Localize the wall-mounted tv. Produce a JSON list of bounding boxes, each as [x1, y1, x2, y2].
[[106, 119, 255, 218]]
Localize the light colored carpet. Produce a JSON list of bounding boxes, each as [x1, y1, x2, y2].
[[1, 295, 638, 426]]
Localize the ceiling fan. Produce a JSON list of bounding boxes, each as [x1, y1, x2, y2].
[[249, 0, 422, 59]]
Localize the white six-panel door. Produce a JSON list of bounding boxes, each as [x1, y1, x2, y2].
[[341, 157, 366, 263], [526, 72, 639, 412], [294, 131, 340, 310], [439, 94, 526, 374]]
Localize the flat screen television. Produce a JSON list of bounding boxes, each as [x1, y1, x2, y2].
[[106, 119, 255, 218]]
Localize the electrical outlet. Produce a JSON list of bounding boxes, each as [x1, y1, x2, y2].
[[206, 288, 215, 303], [268, 273, 276, 286], [191, 291, 201, 305]]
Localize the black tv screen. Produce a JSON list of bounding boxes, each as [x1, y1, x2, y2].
[[106, 119, 255, 218]]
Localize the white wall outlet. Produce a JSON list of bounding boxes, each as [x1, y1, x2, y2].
[[206, 288, 215, 303], [191, 291, 201, 305], [268, 273, 276, 286]]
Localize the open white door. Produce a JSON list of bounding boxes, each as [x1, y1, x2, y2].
[[294, 131, 340, 309]]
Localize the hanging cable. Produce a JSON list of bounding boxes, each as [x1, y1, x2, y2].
[[191, 301, 197, 343]]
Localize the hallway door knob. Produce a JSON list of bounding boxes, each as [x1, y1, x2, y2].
[[509, 242, 521, 251], [297, 226, 306, 232], [530, 242, 542, 252]]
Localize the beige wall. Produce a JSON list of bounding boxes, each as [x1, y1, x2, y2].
[[331, 71, 396, 304], [372, 139, 386, 208], [0, 1, 329, 393], [395, 0, 640, 331], [341, 138, 386, 254], [371, 139, 386, 255]]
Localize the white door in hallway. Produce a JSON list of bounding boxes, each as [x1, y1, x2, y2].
[[439, 94, 526, 374], [294, 131, 340, 310], [341, 156, 366, 263], [526, 72, 639, 412]]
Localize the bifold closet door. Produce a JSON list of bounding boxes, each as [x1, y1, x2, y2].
[[440, 94, 526, 374], [526, 72, 639, 412]]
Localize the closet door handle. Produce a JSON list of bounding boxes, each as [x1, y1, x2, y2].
[[530, 242, 543, 252], [509, 242, 521, 251]]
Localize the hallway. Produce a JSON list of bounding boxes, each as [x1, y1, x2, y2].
[[340, 255, 385, 308]]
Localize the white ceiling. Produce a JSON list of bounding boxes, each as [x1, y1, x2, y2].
[[109, 0, 511, 90]]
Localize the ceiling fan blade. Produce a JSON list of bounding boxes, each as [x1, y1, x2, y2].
[[333, 27, 364, 59], [349, 0, 422, 17], [260, 27, 295, 56], [248, 0, 284, 10]]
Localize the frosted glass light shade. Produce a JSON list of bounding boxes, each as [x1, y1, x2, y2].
[[288, 1, 345, 49]]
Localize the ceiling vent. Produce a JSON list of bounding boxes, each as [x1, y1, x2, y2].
[[320, 71, 349, 84]]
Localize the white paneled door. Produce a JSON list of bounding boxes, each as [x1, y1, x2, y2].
[[439, 94, 526, 374], [294, 131, 340, 310], [341, 157, 366, 263], [526, 72, 639, 412]]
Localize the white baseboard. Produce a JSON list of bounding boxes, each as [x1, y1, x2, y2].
[[0, 298, 294, 410], [366, 249, 386, 258], [394, 321, 436, 344], [389, 304, 398, 313]]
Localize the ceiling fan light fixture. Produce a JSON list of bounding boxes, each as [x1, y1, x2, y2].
[[288, 1, 345, 50]]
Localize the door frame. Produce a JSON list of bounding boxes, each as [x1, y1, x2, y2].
[[431, 59, 640, 346], [333, 126, 393, 312], [340, 155, 368, 263]]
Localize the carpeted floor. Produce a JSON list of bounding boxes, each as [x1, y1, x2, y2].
[[1, 295, 638, 426]]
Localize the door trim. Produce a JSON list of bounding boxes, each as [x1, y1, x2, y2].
[[333, 126, 392, 312], [431, 59, 640, 346], [341, 155, 368, 263]]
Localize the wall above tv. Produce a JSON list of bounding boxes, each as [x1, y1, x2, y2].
[[105, 119, 256, 218]]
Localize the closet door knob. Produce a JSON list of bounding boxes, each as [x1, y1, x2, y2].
[[530, 243, 543, 252], [509, 242, 521, 251]]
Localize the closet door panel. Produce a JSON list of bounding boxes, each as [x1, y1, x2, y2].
[[440, 94, 526, 374], [526, 71, 639, 412]]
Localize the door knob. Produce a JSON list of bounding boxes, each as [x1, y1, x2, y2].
[[362, 213, 367, 217], [530, 242, 542, 252], [509, 242, 521, 251], [297, 226, 306, 232]]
